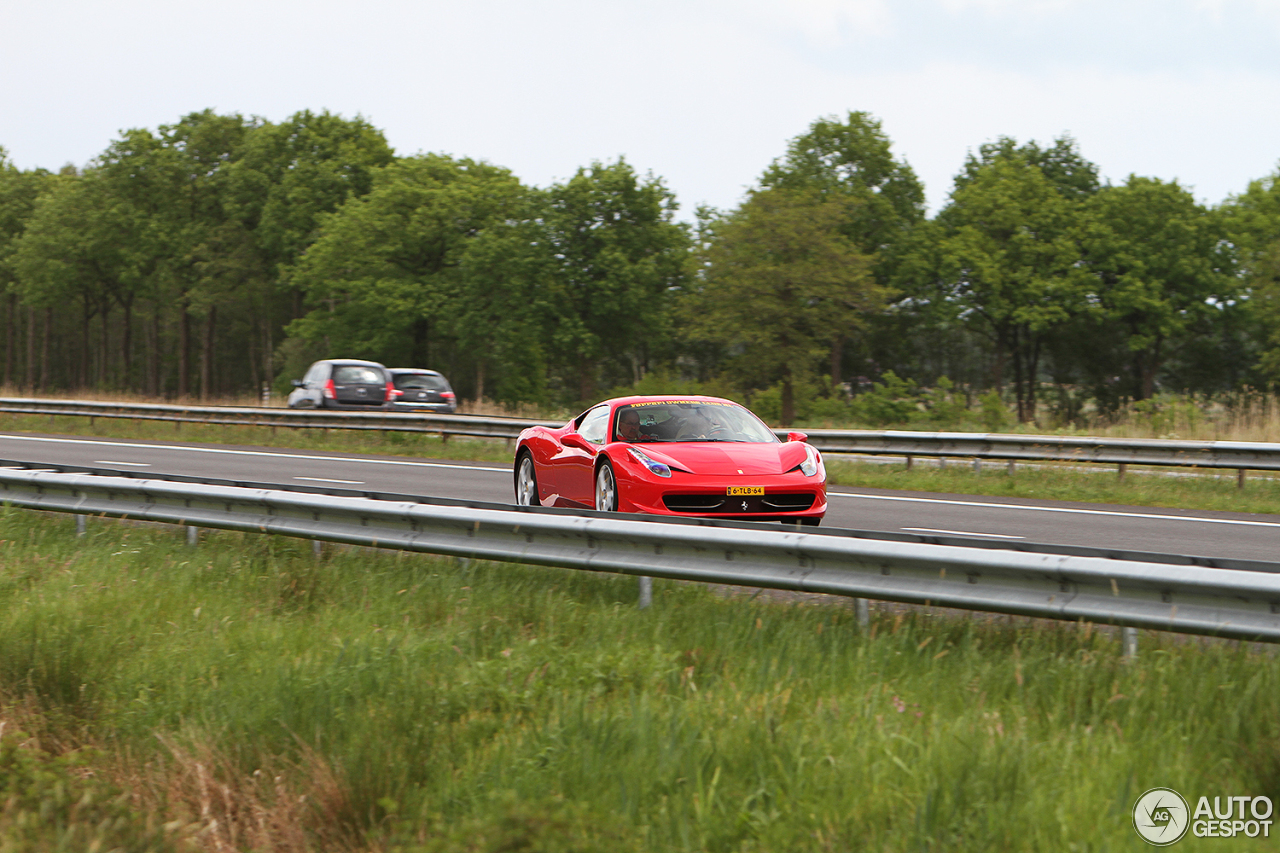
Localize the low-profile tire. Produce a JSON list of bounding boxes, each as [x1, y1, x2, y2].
[[595, 461, 618, 512], [514, 451, 539, 506]]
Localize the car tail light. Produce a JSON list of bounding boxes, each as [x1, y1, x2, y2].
[[441, 391, 456, 401], [386, 385, 401, 401], [323, 379, 336, 399]]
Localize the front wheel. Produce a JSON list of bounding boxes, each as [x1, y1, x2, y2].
[[595, 461, 618, 512], [515, 452, 539, 506]]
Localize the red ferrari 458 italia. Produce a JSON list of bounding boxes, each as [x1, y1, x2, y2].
[[512, 396, 826, 524]]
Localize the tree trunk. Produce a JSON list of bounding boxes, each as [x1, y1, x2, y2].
[[4, 293, 14, 388], [248, 334, 260, 393], [1139, 338, 1162, 401], [178, 305, 190, 399], [410, 318, 429, 366], [39, 308, 50, 391], [830, 335, 844, 388], [1026, 335, 1041, 423], [24, 307, 35, 391], [992, 329, 1006, 395], [80, 297, 93, 390], [263, 321, 274, 393], [146, 311, 159, 396], [98, 301, 110, 389], [475, 358, 486, 403], [781, 376, 795, 425], [578, 362, 595, 403], [120, 298, 133, 390], [200, 306, 217, 401], [1011, 327, 1027, 423]]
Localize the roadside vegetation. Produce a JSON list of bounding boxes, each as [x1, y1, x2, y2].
[[0, 508, 1276, 851], [3, 109, 1279, 428]]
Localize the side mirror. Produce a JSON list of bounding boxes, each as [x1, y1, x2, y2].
[[291, 379, 304, 388], [787, 431, 809, 443], [562, 433, 593, 452]]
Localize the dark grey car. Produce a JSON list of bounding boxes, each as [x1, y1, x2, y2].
[[387, 368, 456, 413], [287, 359, 392, 409]]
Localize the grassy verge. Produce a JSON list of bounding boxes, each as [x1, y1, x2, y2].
[[1, 508, 1277, 851], [826, 458, 1280, 516]]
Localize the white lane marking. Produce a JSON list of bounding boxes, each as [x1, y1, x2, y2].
[[831, 491, 1280, 529], [0, 434, 509, 473], [294, 476, 365, 485], [902, 527, 1025, 539], [94, 460, 150, 467]]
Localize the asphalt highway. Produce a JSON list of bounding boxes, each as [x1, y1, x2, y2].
[[3, 431, 1279, 563]]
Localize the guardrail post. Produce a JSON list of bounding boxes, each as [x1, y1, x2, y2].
[[1006, 459, 1016, 476], [75, 515, 86, 538], [1238, 469, 1248, 490], [312, 539, 322, 557], [638, 576, 652, 609], [972, 458, 982, 473], [1117, 463, 1127, 482], [938, 456, 947, 469], [186, 525, 198, 546], [1122, 626, 1138, 658], [905, 455, 913, 471], [855, 597, 869, 628]]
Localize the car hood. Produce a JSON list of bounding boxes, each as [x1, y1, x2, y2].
[[636, 441, 808, 476]]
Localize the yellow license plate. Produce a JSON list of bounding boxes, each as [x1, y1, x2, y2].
[[726, 486, 764, 496]]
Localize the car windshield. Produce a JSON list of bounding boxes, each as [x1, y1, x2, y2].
[[394, 374, 448, 391], [615, 401, 777, 443], [334, 366, 384, 384]]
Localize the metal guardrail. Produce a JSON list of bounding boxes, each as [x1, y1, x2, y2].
[[0, 397, 553, 441], [2, 468, 1278, 643], [0, 397, 1277, 480], [799, 429, 1280, 475]]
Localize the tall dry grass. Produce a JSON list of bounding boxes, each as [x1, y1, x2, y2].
[[1, 509, 1278, 851]]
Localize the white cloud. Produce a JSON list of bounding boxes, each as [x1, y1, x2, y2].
[[741, 0, 896, 43], [0, 0, 1277, 221]]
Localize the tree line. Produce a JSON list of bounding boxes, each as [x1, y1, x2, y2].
[[1, 109, 1278, 424]]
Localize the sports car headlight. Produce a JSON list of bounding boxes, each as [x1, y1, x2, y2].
[[799, 444, 820, 477], [627, 446, 672, 478]]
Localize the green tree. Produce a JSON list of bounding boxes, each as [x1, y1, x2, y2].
[[760, 112, 925, 384], [1075, 176, 1234, 401], [541, 159, 688, 401], [934, 141, 1086, 421], [690, 187, 885, 424], [11, 170, 132, 389], [1221, 167, 1280, 385], [0, 150, 53, 386], [229, 110, 395, 277], [285, 154, 528, 395]]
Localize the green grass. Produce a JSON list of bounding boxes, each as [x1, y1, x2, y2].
[[826, 458, 1280, 516], [1, 508, 1277, 851]]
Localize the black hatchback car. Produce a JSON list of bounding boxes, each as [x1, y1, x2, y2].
[[287, 359, 392, 409], [386, 368, 457, 413]]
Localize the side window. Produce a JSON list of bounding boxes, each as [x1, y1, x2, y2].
[[304, 363, 325, 385], [577, 405, 610, 445]]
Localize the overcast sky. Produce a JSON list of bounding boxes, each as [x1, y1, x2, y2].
[[3, 0, 1278, 217]]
